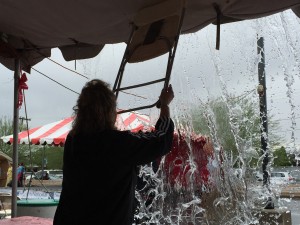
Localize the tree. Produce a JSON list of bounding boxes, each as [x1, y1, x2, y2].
[[190, 95, 282, 167], [33, 146, 64, 170], [0, 117, 14, 155], [0, 117, 30, 157], [273, 146, 292, 166], [0, 117, 63, 171]]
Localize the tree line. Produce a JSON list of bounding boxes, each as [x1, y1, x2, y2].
[[0, 117, 63, 170], [187, 95, 296, 167], [1, 94, 298, 171]]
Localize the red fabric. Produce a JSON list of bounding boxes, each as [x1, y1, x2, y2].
[[31, 117, 73, 145], [53, 130, 70, 146], [9, 126, 41, 144], [18, 73, 28, 108], [163, 133, 214, 189], [0, 216, 52, 225]]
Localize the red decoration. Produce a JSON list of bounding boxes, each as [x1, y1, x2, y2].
[[18, 73, 28, 108], [163, 132, 214, 190]]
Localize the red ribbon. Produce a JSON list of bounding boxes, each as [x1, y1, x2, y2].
[[18, 73, 28, 108]]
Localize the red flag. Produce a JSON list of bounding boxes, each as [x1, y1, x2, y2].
[[18, 73, 28, 108]]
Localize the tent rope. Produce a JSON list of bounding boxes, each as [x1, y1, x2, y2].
[[32, 68, 80, 95], [21, 77, 54, 200]]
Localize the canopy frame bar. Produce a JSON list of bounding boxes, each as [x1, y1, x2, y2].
[[113, 8, 185, 114]]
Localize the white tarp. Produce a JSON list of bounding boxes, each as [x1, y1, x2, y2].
[[0, 0, 299, 71]]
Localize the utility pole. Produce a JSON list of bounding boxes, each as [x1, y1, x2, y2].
[[19, 116, 31, 131], [257, 37, 270, 187], [257, 37, 275, 209]]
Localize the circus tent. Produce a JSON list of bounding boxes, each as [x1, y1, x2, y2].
[[0, 112, 151, 146]]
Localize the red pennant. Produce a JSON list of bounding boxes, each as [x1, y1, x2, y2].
[[18, 73, 28, 108]]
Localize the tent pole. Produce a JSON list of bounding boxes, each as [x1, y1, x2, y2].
[[11, 58, 20, 217], [42, 145, 45, 181]]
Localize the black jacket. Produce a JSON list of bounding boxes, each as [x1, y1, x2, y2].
[[54, 116, 174, 225]]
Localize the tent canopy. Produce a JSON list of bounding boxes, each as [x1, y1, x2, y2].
[[0, 112, 151, 146], [0, 0, 300, 71]]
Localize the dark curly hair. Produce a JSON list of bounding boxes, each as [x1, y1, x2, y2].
[[70, 79, 117, 135]]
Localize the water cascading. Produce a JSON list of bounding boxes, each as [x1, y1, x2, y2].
[[127, 10, 300, 225]]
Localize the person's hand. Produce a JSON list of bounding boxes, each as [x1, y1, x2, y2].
[[159, 84, 174, 107]]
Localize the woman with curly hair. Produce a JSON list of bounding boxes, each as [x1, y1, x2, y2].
[[54, 79, 174, 225]]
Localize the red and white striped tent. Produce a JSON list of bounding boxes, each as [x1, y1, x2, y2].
[[1, 112, 152, 146]]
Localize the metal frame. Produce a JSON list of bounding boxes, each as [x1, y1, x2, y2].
[[113, 8, 185, 114]]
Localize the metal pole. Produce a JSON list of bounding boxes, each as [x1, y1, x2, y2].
[[42, 145, 45, 182], [12, 58, 20, 217], [257, 37, 269, 187]]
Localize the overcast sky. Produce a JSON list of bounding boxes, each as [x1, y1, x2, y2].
[[1, 10, 300, 151]]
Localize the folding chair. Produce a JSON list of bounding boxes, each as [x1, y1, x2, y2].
[[113, 0, 186, 113]]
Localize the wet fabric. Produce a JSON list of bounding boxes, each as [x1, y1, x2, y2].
[[0, 0, 299, 71], [53, 116, 174, 225]]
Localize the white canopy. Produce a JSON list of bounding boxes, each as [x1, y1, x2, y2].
[[0, 0, 299, 71]]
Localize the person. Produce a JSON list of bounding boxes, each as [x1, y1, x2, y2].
[[42, 171, 50, 180], [6, 163, 12, 187], [54, 79, 174, 225], [17, 162, 25, 187]]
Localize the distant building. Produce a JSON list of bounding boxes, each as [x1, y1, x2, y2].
[[0, 151, 12, 187]]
